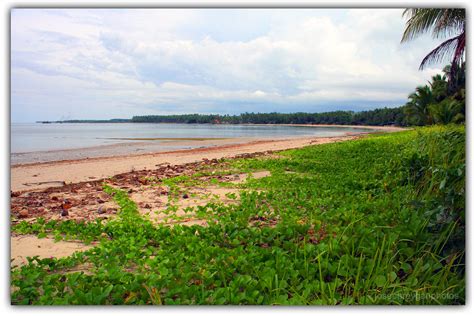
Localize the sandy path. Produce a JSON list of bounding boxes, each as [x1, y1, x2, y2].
[[11, 235, 95, 267]]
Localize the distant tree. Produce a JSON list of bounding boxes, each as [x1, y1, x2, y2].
[[131, 108, 409, 126]]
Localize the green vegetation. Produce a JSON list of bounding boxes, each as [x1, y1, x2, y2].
[[11, 126, 465, 305], [403, 66, 465, 126]]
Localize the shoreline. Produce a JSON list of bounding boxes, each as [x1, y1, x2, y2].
[[11, 137, 274, 168], [10, 125, 406, 192], [11, 123, 404, 166], [10, 135, 353, 192]]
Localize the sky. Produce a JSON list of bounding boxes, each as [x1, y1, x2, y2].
[[11, 8, 446, 122]]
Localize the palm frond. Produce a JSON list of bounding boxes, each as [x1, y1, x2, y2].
[[402, 8, 465, 42], [402, 9, 445, 42], [419, 36, 459, 69], [432, 9, 465, 39], [452, 31, 465, 65]]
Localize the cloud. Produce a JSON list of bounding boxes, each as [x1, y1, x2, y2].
[[11, 8, 445, 122]]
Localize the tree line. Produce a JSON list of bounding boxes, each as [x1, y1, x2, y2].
[[130, 108, 406, 126]]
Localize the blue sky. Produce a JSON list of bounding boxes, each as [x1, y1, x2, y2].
[[11, 8, 444, 122]]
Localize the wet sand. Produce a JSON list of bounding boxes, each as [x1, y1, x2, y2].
[[11, 137, 255, 165]]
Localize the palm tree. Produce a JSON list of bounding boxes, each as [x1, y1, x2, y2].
[[443, 62, 466, 94], [429, 74, 448, 101], [404, 85, 435, 125], [401, 9, 465, 75], [429, 98, 464, 124]]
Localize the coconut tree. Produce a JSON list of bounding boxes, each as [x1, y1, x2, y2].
[[429, 98, 464, 124], [429, 74, 448, 101], [443, 62, 466, 94], [404, 85, 435, 125], [402, 9, 465, 70]]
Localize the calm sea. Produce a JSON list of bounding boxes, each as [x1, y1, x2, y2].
[[11, 123, 371, 164]]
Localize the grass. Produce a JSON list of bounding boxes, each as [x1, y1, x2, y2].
[[11, 125, 465, 305]]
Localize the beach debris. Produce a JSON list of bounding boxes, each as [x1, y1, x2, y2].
[[22, 180, 66, 187], [107, 207, 117, 213], [182, 193, 189, 199], [62, 200, 73, 210], [19, 209, 29, 218], [97, 192, 109, 201], [97, 206, 106, 214], [11, 191, 21, 198]]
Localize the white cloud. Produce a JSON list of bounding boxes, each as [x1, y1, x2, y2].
[[11, 8, 446, 121]]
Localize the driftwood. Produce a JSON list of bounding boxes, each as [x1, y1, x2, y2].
[[22, 181, 66, 186]]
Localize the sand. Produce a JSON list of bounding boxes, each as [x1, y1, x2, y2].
[[11, 235, 95, 267]]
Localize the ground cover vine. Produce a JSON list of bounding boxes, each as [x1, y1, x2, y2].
[[11, 125, 465, 305]]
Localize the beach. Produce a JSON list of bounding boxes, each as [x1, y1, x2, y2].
[[10, 6, 465, 305], [10, 125, 405, 193]]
